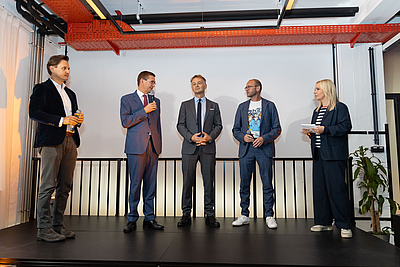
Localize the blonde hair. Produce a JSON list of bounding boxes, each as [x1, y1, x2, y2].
[[316, 79, 338, 111]]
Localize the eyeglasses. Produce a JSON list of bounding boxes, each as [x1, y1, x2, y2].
[[244, 85, 257, 90], [145, 79, 156, 85]]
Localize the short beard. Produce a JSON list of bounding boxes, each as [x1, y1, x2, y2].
[[247, 92, 256, 98]]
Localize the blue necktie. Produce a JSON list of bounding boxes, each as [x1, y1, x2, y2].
[[197, 99, 203, 137]]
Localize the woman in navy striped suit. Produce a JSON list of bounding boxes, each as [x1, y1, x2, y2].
[[302, 79, 353, 238]]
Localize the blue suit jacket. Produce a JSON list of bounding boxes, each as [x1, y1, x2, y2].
[[232, 98, 281, 158], [120, 90, 162, 155], [310, 102, 351, 160], [177, 98, 222, 155], [29, 79, 80, 148]]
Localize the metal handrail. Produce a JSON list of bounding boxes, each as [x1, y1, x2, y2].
[[29, 157, 364, 222]]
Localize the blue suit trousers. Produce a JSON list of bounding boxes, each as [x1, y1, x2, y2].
[[313, 149, 352, 229], [239, 146, 274, 217], [127, 139, 158, 222]]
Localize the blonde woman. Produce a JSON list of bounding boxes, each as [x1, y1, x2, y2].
[[302, 79, 353, 238]]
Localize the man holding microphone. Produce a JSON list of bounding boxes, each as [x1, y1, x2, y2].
[[120, 71, 163, 232]]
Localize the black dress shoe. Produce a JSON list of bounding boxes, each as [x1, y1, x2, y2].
[[143, 220, 164, 230], [177, 215, 191, 227], [205, 215, 220, 227], [123, 221, 137, 233]]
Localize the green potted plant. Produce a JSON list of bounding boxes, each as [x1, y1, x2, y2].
[[351, 145, 400, 234]]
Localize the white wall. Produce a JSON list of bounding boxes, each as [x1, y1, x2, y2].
[[384, 44, 400, 213], [337, 43, 391, 217], [59, 45, 334, 159]]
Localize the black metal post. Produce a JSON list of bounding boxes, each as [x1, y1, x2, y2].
[[369, 47, 380, 146]]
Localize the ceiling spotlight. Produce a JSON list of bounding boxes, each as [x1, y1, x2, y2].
[[286, 0, 296, 10], [86, 0, 107, 19]]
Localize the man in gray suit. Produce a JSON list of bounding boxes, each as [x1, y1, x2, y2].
[[177, 74, 223, 227]]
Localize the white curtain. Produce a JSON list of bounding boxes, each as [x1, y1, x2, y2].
[[0, 6, 31, 229]]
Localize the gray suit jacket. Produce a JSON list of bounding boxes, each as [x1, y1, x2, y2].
[[177, 97, 222, 154]]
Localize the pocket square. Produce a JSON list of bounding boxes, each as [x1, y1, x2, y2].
[[210, 108, 214, 110]]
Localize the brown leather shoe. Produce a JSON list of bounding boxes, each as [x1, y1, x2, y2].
[[53, 226, 76, 239], [37, 228, 66, 242]]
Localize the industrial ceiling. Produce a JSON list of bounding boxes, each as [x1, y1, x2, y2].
[[16, 0, 400, 54]]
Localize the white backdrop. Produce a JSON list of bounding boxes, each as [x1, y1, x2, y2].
[[45, 43, 390, 219], [60, 45, 334, 158]]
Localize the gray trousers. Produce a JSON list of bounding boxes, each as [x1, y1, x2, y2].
[[181, 147, 216, 217], [37, 136, 77, 229]]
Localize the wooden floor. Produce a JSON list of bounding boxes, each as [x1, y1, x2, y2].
[[1, 216, 400, 267]]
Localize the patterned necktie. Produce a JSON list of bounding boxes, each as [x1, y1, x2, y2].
[[197, 99, 202, 136], [143, 94, 148, 107]]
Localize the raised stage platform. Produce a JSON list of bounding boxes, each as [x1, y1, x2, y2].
[[1, 216, 400, 267]]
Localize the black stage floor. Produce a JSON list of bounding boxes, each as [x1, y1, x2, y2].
[[1, 216, 400, 267]]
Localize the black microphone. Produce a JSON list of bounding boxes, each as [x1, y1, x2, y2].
[[246, 130, 253, 137], [149, 90, 155, 102]]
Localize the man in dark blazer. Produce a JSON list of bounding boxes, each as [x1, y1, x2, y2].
[[29, 55, 84, 242], [120, 71, 163, 232], [177, 74, 223, 227], [232, 79, 281, 228]]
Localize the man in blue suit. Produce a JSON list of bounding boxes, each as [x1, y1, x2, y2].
[[232, 79, 281, 228], [120, 71, 163, 232], [29, 55, 84, 242]]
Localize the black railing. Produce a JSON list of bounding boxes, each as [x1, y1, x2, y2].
[[30, 157, 359, 221]]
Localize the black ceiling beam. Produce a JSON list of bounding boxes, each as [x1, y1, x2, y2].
[[115, 9, 279, 25], [111, 7, 358, 25], [285, 7, 359, 19], [16, 0, 67, 38], [16, 0, 48, 34], [26, 0, 67, 37]]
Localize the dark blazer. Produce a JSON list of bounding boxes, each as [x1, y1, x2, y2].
[[120, 90, 162, 155], [232, 98, 281, 158], [310, 102, 352, 161], [177, 98, 223, 154], [29, 79, 80, 148]]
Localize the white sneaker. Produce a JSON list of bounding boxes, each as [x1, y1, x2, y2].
[[310, 225, 333, 232], [266, 217, 277, 229], [341, 229, 353, 238], [232, 215, 250, 226]]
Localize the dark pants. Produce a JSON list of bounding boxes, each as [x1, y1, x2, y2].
[[313, 149, 352, 229], [37, 136, 77, 229], [127, 139, 158, 222], [239, 146, 274, 217], [181, 146, 216, 217]]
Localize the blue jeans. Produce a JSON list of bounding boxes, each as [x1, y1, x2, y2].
[[239, 146, 274, 217]]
